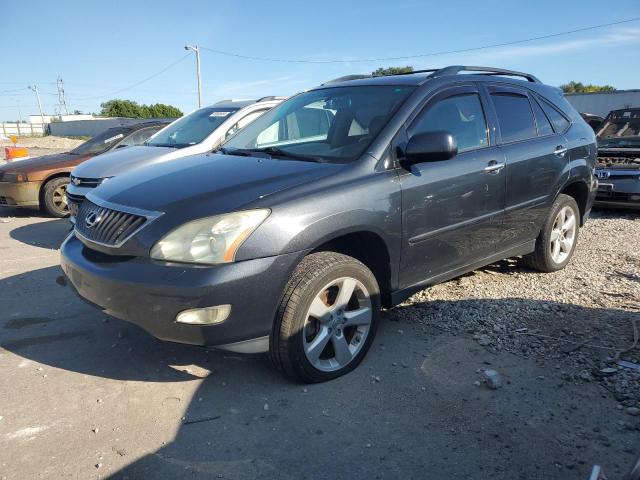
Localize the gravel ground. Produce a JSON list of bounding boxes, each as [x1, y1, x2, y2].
[[0, 207, 638, 479], [0, 136, 83, 161], [398, 209, 640, 407]]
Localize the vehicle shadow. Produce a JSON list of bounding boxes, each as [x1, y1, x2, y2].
[[1, 265, 638, 479], [9, 217, 70, 250]]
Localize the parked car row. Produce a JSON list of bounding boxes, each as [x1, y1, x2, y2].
[[66, 96, 285, 220], [0, 121, 168, 216], [54, 66, 598, 382], [592, 108, 640, 209]]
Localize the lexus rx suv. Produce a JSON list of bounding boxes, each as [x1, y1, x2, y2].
[[61, 66, 597, 383]]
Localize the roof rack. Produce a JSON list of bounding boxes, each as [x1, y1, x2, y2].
[[429, 66, 541, 83]]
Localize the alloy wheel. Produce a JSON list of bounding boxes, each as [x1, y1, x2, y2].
[[549, 205, 576, 264], [302, 276, 372, 372]]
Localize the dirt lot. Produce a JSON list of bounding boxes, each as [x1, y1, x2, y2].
[[0, 136, 83, 162], [0, 207, 638, 479]]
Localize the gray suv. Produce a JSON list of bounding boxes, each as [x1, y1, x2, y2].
[[60, 66, 597, 383]]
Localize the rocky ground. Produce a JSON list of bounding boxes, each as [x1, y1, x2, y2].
[[0, 135, 83, 162], [398, 209, 640, 410], [0, 207, 638, 479]]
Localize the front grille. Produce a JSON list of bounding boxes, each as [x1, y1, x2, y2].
[[71, 176, 103, 188], [75, 200, 146, 246]]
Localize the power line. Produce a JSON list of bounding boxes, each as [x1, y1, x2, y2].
[[74, 53, 191, 100], [199, 17, 640, 64]]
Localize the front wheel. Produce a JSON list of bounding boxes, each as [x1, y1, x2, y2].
[[270, 252, 380, 383], [42, 177, 70, 218], [524, 194, 580, 272]]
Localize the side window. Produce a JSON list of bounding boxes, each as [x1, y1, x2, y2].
[[538, 97, 570, 133], [491, 93, 537, 143], [225, 110, 266, 139], [119, 126, 162, 147], [284, 106, 333, 141], [530, 98, 554, 136], [412, 93, 488, 153]]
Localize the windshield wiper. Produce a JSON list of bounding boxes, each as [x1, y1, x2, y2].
[[217, 146, 322, 162], [146, 142, 183, 148]]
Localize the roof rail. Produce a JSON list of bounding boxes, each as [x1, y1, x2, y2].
[[429, 66, 541, 83]]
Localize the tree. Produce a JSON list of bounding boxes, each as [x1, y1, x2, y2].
[[99, 99, 182, 118], [372, 66, 414, 76], [560, 81, 616, 94]]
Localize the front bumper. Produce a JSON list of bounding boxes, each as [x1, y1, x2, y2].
[[60, 233, 303, 347], [0, 181, 40, 208]]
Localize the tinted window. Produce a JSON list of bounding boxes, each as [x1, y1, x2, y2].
[[412, 93, 488, 152], [530, 98, 554, 136], [538, 97, 570, 133], [69, 128, 130, 155], [224, 85, 415, 162], [491, 93, 537, 143], [119, 126, 164, 147]]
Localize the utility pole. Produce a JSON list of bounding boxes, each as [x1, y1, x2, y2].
[[184, 45, 202, 108], [28, 85, 46, 125], [56, 77, 69, 116]]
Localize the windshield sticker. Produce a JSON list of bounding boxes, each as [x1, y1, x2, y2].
[[210, 111, 231, 118], [104, 133, 124, 143]]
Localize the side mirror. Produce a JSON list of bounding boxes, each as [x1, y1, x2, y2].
[[402, 131, 457, 166]]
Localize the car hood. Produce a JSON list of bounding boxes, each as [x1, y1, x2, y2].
[[91, 152, 342, 216], [72, 145, 176, 178], [0, 151, 80, 173]]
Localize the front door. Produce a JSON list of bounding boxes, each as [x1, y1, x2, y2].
[[398, 85, 506, 288]]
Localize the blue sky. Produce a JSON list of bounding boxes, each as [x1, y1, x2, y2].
[[1, 0, 639, 121]]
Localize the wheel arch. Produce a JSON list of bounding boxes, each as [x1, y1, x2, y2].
[[38, 171, 71, 207], [309, 229, 394, 308], [559, 180, 589, 226]]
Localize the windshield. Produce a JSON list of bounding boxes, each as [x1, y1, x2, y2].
[[222, 85, 416, 162], [70, 128, 130, 155], [146, 107, 239, 148]]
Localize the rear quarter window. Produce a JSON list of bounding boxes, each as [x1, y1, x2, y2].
[[491, 93, 537, 143], [537, 96, 570, 133]]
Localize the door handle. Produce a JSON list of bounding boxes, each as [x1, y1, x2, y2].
[[484, 161, 505, 174], [554, 146, 568, 157]]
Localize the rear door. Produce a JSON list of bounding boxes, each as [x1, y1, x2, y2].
[[398, 85, 506, 287], [486, 85, 569, 248]]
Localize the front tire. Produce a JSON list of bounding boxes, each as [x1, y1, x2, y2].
[[524, 194, 580, 272], [42, 177, 70, 218], [270, 252, 380, 383]]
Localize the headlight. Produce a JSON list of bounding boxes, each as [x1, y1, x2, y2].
[[150, 209, 270, 265], [3, 172, 27, 183]]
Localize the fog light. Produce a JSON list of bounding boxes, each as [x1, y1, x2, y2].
[[631, 195, 640, 201], [176, 305, 231, 325]]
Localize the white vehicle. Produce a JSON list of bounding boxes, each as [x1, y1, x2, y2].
[[67, 97, 284, 218]]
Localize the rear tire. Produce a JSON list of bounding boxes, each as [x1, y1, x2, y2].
[[523, 194, 580, 272], [42, 177, 70, 218], [270, 252, 380, 383]]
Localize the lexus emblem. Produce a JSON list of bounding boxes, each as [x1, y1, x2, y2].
[[84, 211, 102, 229]]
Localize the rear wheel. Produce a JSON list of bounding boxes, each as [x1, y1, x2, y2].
[[270, 252, 380, 383], [42, 177, 70, 218], [524, 194, 579, 272]]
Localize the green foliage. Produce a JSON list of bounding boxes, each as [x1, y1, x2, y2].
[[99, 99, 183, 118], [372, 66, 414, 76], [560, 81, 616, 94]]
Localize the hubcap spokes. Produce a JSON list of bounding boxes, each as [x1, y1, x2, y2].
[[52, 185, 69, 212], [550, 206, 576, 264], [303, 277, 372, 372]]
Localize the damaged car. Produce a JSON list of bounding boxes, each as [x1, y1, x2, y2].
[[594, 108, 640, 209]]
